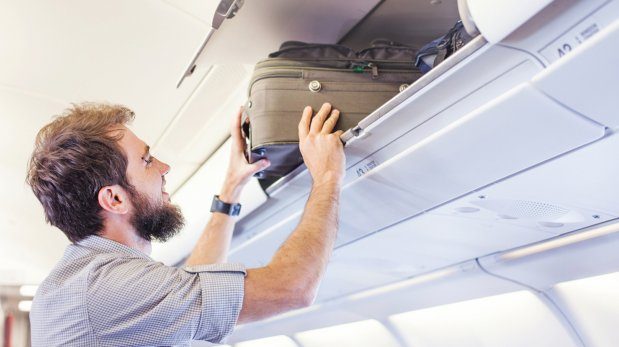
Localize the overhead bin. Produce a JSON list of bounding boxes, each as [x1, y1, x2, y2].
[[532, 18, 619, 130], [227, 0, 612, 303]]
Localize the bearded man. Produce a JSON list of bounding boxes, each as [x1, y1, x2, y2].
[[27, 102, 345, 346]]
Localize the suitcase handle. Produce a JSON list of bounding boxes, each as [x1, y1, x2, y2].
[[241, 109, 268, 179], [240, 110, 252, 162]]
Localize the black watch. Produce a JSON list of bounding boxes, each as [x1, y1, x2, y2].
[[210, 195, 241, 216]]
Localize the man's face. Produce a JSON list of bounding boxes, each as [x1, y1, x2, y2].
[[117, 126, 184, 242]]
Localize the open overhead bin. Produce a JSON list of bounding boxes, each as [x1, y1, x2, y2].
[[227, 0, 615, 301]]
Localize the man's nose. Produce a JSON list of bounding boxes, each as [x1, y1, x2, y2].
[[156, 158, 170, 176]]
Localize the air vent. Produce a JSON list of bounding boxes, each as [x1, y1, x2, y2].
[[472, 199, 570, 220]]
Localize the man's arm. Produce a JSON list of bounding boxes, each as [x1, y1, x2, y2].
[[185, 108, 269, 265], [238, 103, 345, 323]]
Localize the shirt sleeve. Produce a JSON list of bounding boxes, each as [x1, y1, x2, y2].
[[85, 256, 246, 346]]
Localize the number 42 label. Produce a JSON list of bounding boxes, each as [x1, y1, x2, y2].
[[540, 20, 601, 64]]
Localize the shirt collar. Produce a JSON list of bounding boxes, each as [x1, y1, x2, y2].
[[76, 235, 152, 260]]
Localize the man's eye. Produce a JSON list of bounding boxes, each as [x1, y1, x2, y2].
[[143, 156, 153, 166]]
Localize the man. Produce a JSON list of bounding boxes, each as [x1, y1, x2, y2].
[[27, 102, 345, 346]]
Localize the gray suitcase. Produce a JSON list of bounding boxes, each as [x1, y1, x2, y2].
[[242, 41, 423, 181]]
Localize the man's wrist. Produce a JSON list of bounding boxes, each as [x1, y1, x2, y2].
[[312, 171, 343, 190], [219, 180, 243, 203]]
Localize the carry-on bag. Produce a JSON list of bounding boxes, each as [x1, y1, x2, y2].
[[243, 40, 423, 180], [415, 20, 474, 73]]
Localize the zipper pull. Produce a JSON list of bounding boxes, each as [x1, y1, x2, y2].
[[352, 62, 366, 73], [367, 62, 378, 79]]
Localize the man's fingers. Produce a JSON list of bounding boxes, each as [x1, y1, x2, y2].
[[321, 109, 340, 134], [248, 159, 271, 176], [310, 103, 332, 134], [231, 107, 247, 149], [298, 106, 312, 140]]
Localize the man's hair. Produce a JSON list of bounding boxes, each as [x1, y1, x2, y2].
[[26, 102, 136, 243]]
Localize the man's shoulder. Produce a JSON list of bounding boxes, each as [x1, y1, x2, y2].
[[30, 243, 160, 346]]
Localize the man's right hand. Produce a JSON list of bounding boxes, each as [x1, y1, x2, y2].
[[239, 102, 346, 324], [298, 103, 346, 187]]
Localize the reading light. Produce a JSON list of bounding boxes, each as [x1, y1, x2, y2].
[[19, 284, 38, 297], [18, 300, 32, 312], [236, 335, 297, 347], [295, 319, 399, 347]]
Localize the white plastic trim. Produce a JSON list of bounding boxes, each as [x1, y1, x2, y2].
[[466, 0, 555, 43]]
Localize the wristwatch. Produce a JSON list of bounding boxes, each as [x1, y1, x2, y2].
[[210, 195, 241, 216]]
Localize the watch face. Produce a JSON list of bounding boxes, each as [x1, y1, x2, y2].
[[231, 204, 242, 216]]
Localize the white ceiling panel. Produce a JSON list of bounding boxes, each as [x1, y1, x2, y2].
[[0, 0, 208, 145]]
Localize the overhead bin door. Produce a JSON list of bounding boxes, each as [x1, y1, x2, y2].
[[336, 82, 605, 246], [533, 19, 619, 129]]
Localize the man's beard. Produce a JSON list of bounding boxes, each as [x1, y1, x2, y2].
[[128, 190, 185, 242]]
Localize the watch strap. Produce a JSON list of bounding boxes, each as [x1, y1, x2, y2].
[[210, 195, 242, 216]]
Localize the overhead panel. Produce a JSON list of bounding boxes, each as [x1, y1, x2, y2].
[[336, 83, 604, 247], [532, 17, 619, 130]]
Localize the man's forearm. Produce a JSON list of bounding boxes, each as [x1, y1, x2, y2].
[[268, 179, 342, 299], [184, 184, 241, 266]]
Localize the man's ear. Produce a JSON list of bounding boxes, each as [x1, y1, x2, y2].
[[98, 185, 130, 215]]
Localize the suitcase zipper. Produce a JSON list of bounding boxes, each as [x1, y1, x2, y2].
[[249, 70, 303, 94], [251, 65, 414, 79], [255, 58, 416, 72], [249, 66, 416, 93]]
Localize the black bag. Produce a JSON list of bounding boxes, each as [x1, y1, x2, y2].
[[415, 21, 474, 73]]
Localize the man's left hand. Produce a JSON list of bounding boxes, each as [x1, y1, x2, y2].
[[219, 107, 270, 203]]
